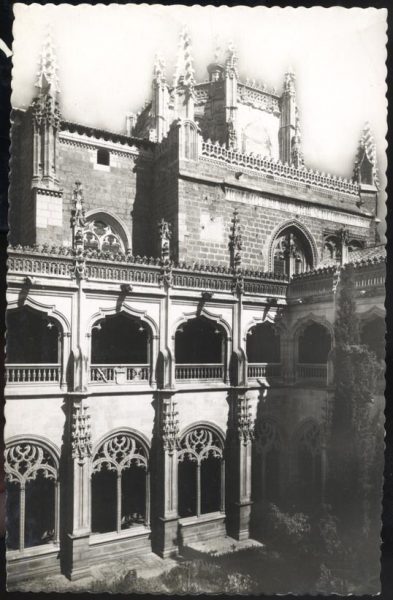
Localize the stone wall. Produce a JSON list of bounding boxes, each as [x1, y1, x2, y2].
[[58, 137, 154, 256]]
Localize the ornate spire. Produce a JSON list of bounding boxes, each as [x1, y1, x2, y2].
[[71, 182, 87, 280], [283, 67, 296, 95], [35, 29, 60, 94], [173, 26, 195, 89], [229, 209, 244, 294], [353, 122, 379, 188], [291, 106, 304, 168], [225, 41, 238, 78], [153, 52, 166, 85]]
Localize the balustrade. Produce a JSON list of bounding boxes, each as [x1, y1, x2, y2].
[[247, 363, 282, 379], [296, 363, 327, 381], [90, 364, 150, 384], [6, 364, 61, 384], [175, 364, 224, 381]]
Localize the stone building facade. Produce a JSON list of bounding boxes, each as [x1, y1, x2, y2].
[[5, 31, 385, 582]]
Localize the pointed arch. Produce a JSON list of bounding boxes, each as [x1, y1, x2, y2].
[[88, 303, 158, 338], [267, 219, 318, 272], [7, 297, 70, 335], [85, 209, 132, 253], [171, 307, 232, 341]]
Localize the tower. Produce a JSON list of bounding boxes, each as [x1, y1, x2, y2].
[[29, 31, 63, 244], [32, 30, 61, 188]]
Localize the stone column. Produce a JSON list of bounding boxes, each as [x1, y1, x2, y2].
[[152, 390, 180, 558], [63, 393, 92, 580], [228, 388, 255, 541], [281, 330, 296, 384]]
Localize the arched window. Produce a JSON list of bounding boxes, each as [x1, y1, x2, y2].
[[348, 239, 363, 253], [7, 307, 61, 364], [5, 440, 59, 551], [246, 322, 280, 364], [253, 419, 282, 504], [90, 313, 151, 383], [175, 317, 227, 381], [323, 235, 341, 263], [360, 317, 385, 361], [84, 219, 125, 254], [272, 226, 313, 277], [6, 307, 62, 384], [91, 432, 149, 534], [178, 426, 225, 518], [298, 322, 331, 364], [97, 148, 110, 166], [296, 421, 322, 507]]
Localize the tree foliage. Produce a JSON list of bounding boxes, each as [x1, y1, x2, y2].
[[330, 265, 383, 533]]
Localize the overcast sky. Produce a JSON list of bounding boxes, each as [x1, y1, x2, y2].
[[12, 4, 387, 237]]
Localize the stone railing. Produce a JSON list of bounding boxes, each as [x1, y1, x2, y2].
[[288, 267, 336, 300], [200, 141, 359, 196], [6, 364, 61, 384], [352, 259, 386, 292], [247, 363, 282, 379], [173, 263, 288, 296], [90, 364, 150, 384], [238, 82, 280, 113], [296, 363, 327, 382], [8, 246, 74, 279], [175, 363, 225, 381]]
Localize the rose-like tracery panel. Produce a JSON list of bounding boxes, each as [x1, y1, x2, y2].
[[84, 220, 125, 254], [178, 426, 224, 464], [5, 442, 58, 485], [254, 419, 281, 456], [92, 434, 148, 474]]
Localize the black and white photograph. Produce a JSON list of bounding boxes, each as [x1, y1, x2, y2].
[[3, 3, 387, 594]]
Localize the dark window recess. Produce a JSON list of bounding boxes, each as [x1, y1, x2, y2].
[[91, 313, 149, 364], [298, 323, 331, 364], [6, 307, 60, 363], [97, 148, 110, 166], [175, 317, 224, 364], [246, 322, 280, 363]]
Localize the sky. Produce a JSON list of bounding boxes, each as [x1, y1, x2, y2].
[[12, 4, 387, 237]]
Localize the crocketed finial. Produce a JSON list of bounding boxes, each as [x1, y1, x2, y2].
[[153, 52, 166, 85], [283, 67, 296, 94], [173, 26, 195, 89], [225, 40, 238, 77], [35, 27, 60, 93], [353, 121, 379, 188]]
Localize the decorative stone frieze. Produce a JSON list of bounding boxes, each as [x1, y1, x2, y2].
[[71, 404, 92, 463], [236, 392, 255, 445], [161, 396, 179, 456]]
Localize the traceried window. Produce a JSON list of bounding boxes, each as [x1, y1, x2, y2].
[[298, 322, 331, 364], [178, 426, 225, 518], [253, 418, 282, 504], [296, 421, 322, 507], [323, 235, 341, 263], [84, 220, 125, 254], [175, 317, 227, 381], [5, 441, 59, 551], [360, 317, 385, 361], [91, 432, 150, 534], [348, 239, 363, 253], [246, 322, 280, 364], [272, 227, 313, 277]]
